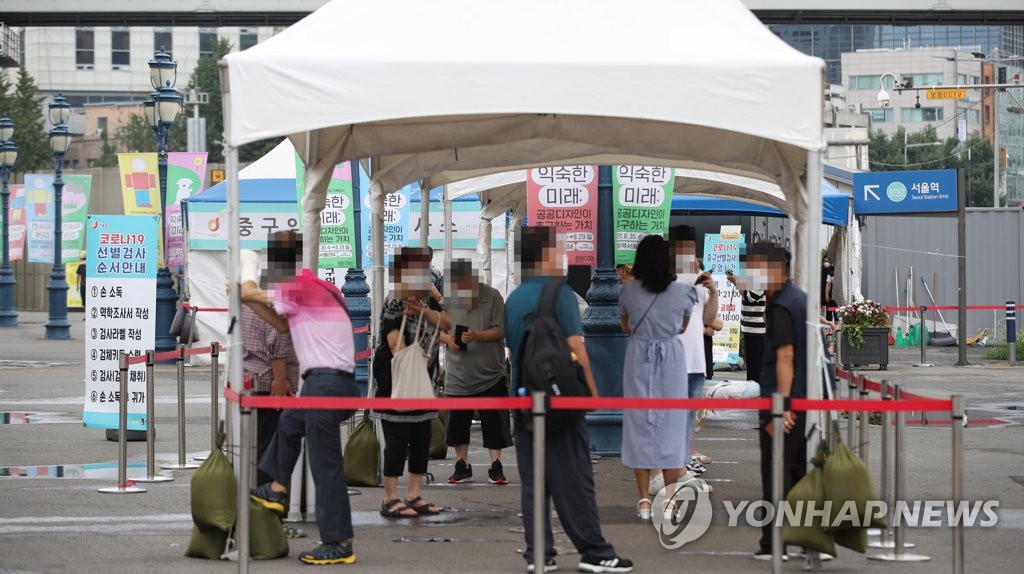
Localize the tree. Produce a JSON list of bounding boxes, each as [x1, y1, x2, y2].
[[95, 129, 118, 167], [868, 125, 996, 207], [113, 113, 186, 154], [0, 68, 51, 172], [185, 37, 282, 163]]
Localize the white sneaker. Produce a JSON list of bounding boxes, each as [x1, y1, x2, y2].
[[648, 473, 665, 497], [526, 558, 558, 573]]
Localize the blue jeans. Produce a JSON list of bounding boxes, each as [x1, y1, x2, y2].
[[687, 373, 706, 430]]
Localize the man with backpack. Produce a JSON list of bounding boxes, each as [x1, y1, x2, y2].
[[504, 226, 633, 574]]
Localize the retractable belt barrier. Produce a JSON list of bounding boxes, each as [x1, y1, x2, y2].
[[104, 343, 966, 574]]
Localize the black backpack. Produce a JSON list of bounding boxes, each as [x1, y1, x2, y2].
[[516, 280, 591, 434]]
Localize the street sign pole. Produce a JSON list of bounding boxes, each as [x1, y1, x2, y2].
[[956, 168, 969, 366]]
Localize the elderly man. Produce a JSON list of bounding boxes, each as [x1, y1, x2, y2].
[[439, 259, 511, 485]]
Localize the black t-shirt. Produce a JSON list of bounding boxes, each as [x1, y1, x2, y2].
[[766, 304, 795, 352], [76, 264, 86, 287]]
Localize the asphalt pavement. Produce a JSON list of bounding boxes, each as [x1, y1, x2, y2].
[[1, 310, 1023, 573]]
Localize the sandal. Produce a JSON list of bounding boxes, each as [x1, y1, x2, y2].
[[693, 452, 713, 465], [637, 498, 652, 520], [405, 495, 442, 515], [380, 498, 417, 518]]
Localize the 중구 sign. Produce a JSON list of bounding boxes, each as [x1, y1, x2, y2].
[[853, 169, 958, 215]]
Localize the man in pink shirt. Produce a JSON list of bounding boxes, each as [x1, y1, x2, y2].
[[241, 230, 359, 566]]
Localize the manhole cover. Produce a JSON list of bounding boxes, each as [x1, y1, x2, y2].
[[0, 360, 79, 369]]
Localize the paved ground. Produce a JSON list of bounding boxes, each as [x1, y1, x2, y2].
[[1, 310, 1023, 573]]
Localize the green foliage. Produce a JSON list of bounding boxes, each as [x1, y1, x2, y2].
[[95, 130, 118, 167], [0, 68, 52, 172], [183, 37, 282, 163], [836, 299, 889, 348], [113, 113, 186, 154], [868, 125, 997, 207], [983, 330, 1024, 360]]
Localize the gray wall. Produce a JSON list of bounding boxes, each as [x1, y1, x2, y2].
[[861, 208, 1024, 340]]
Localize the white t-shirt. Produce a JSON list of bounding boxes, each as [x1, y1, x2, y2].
[[677, 273, 710, 375]]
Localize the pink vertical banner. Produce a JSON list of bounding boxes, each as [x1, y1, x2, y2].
[[526, 166, 598, 266], [165, 203, 185, 266], [6, 184, 26, 262], [166, 152, 209, 204]]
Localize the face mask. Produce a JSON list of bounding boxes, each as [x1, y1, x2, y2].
[[747, 270, 770, 291], [399, 270, 433, 295], [675, 254, 697, 271]]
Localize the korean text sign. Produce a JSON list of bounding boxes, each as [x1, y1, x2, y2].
[[526, 166, 598, 266], [613, 166, 674, 265], [853, 169, 958, 215], [82, 215, 158, 431], [703, 233, 744, 364], [295, 157, 359, 268]]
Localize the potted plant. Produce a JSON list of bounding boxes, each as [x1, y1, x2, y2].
[[836, 299, 890, 370]]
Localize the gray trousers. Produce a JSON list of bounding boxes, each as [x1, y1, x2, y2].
[[259, 370, 359, 544], [514, 417, 617, 564]]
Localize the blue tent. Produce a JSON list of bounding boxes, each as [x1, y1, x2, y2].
[[672, 181, 850, 227], [189, 178, 296, 203]]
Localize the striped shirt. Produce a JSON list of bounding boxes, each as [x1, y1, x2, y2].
[[740, 290, 767, 334]]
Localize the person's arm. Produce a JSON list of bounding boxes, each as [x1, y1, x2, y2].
[[240, 281, 289, 333], [727, 273, 745, 291], [465, 289, 505, 344], [269, 358, 294, 397], [462, 328, 503, 343], [765, 306, 798, 435], [619, 315, 631, 335], [566, 335, 598, 397], [700, 273, 719, 326], [404, 296, 453, 332]]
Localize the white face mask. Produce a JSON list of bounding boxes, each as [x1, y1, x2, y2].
[[399, 270, 433, 295], [675, 254, 697, 272], [747, 269, 770, 291]]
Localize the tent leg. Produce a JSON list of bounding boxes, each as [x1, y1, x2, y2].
[[803, 149, 824, 459], [371, 183, 386, 345]]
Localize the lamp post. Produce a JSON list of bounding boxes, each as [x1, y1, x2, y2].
[[147, 48, 183, 352], [341, 160, 371, 395], [0, 117, 18, 327], [44, 94, 73, 340]]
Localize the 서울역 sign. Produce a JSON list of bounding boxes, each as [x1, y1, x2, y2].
[[926, 89, 967, 100], [853, 169, 958, 215]]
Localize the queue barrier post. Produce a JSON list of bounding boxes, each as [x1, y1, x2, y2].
[[237, 389, 252, 574], [210, 342, 221, 453], [951, 395, 965, 574], [869, 384, 928, 563], [770, 393, 784, 574], [858, 375, 869, 462], [135, 350, 173, 484], [162, 345, 199, 470], [531, 391, 547, 574], [869, 380, 894, 548], [914, 306, 933, 368], [98, 352, 146, 494], [846, 372, 857, 446]]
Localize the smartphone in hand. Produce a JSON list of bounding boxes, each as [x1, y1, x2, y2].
[[454, 324, 469, 351]]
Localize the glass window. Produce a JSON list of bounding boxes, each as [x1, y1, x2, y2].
[[239, 28, 258, 50], [849, 75, 880, 90], [75, 29, 94, 68], [902, 107, 944, 122], [866, 108, 893, 123], [111, 29, 130, 68], [154, 29, 173, 55], [199, 29, 218, 58], [97, 117, 108, 132], [903, 73, 944, 88]]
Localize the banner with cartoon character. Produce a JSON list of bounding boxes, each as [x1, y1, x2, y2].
[[24, 174, 93, 264], [167, 152, 208, 204], [119, 153, 168, 266], [0, 184, 25, 262]]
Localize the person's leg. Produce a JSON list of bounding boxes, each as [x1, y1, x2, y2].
[[547, 417, 617, 560], [380, 420, 417, 517], [633, 468, 651, 515], [445, 402, 473, 465], [405, 420, 440, 513], [747, 334, 764, 383], [257, 406, 305, 491], [302, 373, 359, 544], [688, 373, 706, 458], [704, 334, 715, 380], [756, 421, 772, 554], [514, 427, 555, 564], [255, 400, 281, 486]]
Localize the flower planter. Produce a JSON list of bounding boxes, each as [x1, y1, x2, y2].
[[839, 327, 890, 371]]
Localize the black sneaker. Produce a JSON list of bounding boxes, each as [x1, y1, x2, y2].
[[250, 483, 288, 516], [298, 541, 356, 565], [488, 460, 508, 485], [686, 457, 706, 477], [448, 459, 472, 483], [526, 558, 558, 573], [577, 555, 633, 573]]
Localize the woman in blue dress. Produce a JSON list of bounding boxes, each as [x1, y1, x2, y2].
[[618, 234, 697, 520]]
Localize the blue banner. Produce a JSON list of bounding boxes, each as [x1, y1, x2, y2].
[[853, 169, 958, 215]]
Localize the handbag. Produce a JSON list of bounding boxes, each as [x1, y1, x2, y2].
[[390, 309, 439, 410], [343, 410, 380, 487]]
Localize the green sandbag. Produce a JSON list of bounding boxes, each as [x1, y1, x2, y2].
[[191, 433, 237, 532], [344, 411, 380, 487], [783, 464, 837, 556], [823, 441, 887, 531], [429, 411, 448, 459], [185, 524, 229, 559], [249, 500, 289, 560], [834, 526, 868, 553]]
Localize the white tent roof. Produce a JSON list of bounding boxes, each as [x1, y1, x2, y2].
[[222, 0, 825, 203], [236, 138, 297, 180]]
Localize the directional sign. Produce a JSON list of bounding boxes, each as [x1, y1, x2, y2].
[[853, 169, 957, 215], [926, 89, 966, 100]]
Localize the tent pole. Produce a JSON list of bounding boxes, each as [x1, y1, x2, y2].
[[804, 148, 824, 465], [371, 181, 386, 346], [225, 142, 243, 473], [478, 217, 493, 285], [420, 180, 430, 248], [443, 185, 453, 268]]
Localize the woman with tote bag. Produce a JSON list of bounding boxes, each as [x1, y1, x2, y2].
[[373, 247, 451, 518]]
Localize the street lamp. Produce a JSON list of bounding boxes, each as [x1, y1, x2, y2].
[[0, 117, 19, 327], [146, 48, 183, 352], [45, 94, 73, 340]]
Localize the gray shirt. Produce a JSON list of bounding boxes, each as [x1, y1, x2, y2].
[[444, 284, 507, 396]]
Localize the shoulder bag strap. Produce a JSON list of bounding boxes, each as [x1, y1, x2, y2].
[[630, 292, 660, 338], [538, 279, 563, 319]]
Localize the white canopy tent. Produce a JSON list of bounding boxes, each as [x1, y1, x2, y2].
[[219, 0, 827, 449]]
